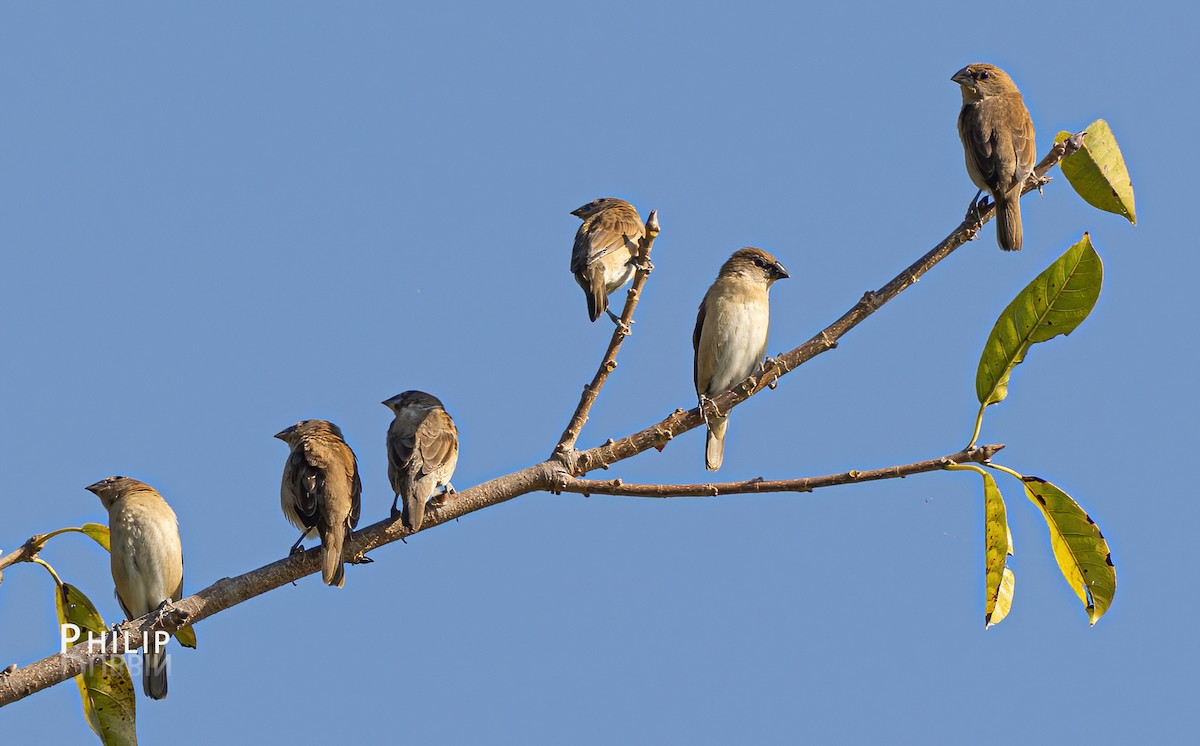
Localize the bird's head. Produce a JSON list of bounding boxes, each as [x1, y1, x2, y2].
[[721, 247, 790, 285], [952, 63, 1018, 101], [274, 419, 342, 444], [571, 197, 623, 219], [382, 390, 444, 415], [85, 475, 146, 509]]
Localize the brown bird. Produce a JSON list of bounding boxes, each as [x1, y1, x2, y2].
[[86, 476, 188, 700], [953, 62, 1037, 251], [383, 391, 460, 533], [275, 419, 362, 588], [570, 197, 646, 323], [693, 247, 789, 471]]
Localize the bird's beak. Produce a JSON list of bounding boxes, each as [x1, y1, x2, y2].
[[951, 68, 972, 86], [773, 262, 790, 280], [83, 480, 104, 494], [273, 427, 293, 441]]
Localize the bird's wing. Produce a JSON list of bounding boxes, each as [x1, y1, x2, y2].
[[286, 446, 324, 528], [571, 204, 644, 273], [693, 292, 709, 392], [413, 409, 458, 479], [346, 448, 362, 530]]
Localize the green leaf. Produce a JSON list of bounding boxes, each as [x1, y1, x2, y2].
[[35, 561, 139, 744], [80, 523, 111, 552], [175, 624, 197, 649], [1022, 476, 1116, 625], [1056, 120, 1136, 224], [975, 234, 1103, 409], [33, 523, 112, 552], [981, 471, 1013, 627]]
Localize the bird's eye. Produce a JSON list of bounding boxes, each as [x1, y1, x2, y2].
[[978, 69, 990, 80], [754, 258, 768, 268]]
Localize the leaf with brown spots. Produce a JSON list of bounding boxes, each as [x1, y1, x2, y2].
[[1022, 476, 1116, 625]]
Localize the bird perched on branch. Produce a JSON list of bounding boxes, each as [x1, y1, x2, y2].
[[693, 247, 789, 471], [86, 476, 190, 700], [570, 197, 646, 323], [383, 390, 459, 533], [275, 419, 362, 588], [952, 62, 1036, 251]]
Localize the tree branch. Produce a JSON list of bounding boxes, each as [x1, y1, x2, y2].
[[554, 210, 661, 456], [555, 444, 1004, 497], [0, 134, 1083, 708]]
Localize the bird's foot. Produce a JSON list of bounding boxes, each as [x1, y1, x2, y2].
[[152, 599, 172, 627], [698, 395, 715, 427], [760, 358, 780, 390], [606, 310, 632, 334]]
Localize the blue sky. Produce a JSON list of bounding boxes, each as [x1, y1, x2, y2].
[[1, 2, 1191, 743]]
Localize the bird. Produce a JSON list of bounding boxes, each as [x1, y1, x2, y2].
[[275, 419, 362, 588], [85, 476, 187, 700], [693, 247, 789, 471], [383, 391, 460, 533], [570, 197, 646, 323], [952, 62, 1037, 251]]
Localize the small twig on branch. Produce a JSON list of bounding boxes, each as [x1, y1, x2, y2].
[[554, 210, 661, 456], [557, 444, 1004, 498], [0, 538, 42, 578]]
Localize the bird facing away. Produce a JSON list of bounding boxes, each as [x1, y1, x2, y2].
[[693, 247, 789, 471], [86, 476, 186, 700], [383, 390, 460, 533], [952, 62, 1036, 251], [275, 419, 362, 588], [570, 197, 646, 323]]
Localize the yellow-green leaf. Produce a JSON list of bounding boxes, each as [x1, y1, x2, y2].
[[975, 234, 1103, 409], [1023, 476, 1116, 625], [982, 471, 1012, 627], [175, 624, 197, 649], [36, 561, 138, 744], [1056, 120, 1136, 224], [80, 523, 111, 552], [34, 523, 112, 552], [988, 568, 1016, 628]]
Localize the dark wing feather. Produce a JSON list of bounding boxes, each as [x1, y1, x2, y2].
[[692, 295, 708, 391], [960, 104, 999, 191], [286, 448, 324, 529], [347, 450, 362, 531]]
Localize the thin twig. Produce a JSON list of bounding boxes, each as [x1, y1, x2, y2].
[[558, 444, 1004, 497], [554, 210, 661, 455]]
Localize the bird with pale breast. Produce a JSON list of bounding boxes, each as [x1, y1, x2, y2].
[[86, 475, 192, 700], [383, 390, 460, 533], [693, 247, 789, 471]]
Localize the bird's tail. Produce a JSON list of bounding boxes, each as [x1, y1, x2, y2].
[[402, 487, 426, 534], [705, 416, 728, 471], [994, 193, 1023, 251], [143, 645, 168, 700], [586, 271, 608, 322], [320, 526, 346, 588]]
